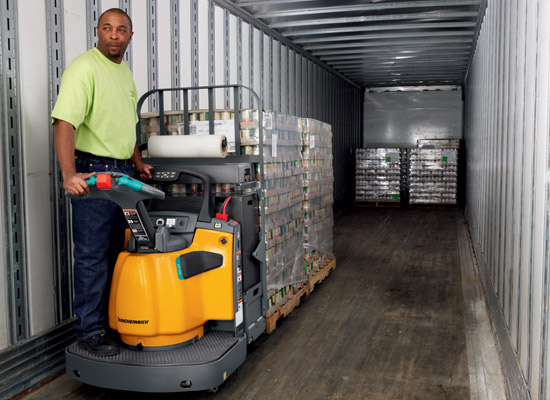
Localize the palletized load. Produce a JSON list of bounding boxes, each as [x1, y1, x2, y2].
[[409, 148, 458, 205], [355, 148, 401, 202], [140, 108, 336, 318]]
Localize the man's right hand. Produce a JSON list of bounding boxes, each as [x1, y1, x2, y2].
[[63, 172, 96, 196]]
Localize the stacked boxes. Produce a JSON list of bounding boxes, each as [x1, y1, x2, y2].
[[237, 109, 261, 156], [161, 180, 234, 197], [301, 118, 334, 276], [262, 112, 307, 315], [409, 148, 458, 205], [355, 148, 401, 202]]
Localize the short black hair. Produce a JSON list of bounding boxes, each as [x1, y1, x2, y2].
[[98, 8, 133, 32]]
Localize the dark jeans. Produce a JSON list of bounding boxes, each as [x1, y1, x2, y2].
[[71, 154, 132, 341]]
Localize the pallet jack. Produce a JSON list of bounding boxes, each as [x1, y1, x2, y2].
[[65, 85, 267, 393]]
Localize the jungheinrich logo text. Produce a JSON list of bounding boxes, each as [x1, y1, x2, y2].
[[117, 316, 149, 324]]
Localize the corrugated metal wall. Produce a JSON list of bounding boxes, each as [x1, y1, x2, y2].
[[464, 0, 550, 398]]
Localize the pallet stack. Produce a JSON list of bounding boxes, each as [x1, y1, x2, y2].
[[355, 148, 401, 203], [409, 147, 458, 205], [264, 117, 336, 333], [139, 110, 336, 325]]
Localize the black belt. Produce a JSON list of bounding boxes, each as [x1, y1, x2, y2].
[[75, 150, 131, 168]]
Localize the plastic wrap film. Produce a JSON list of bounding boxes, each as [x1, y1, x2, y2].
[[409, 148, 458, 205], [300, 118, 335, 278], [147, 135, 228, 158], [262, 112, 304, 180], [355, 148, 401, 202], [262, 112, 308, 316], [303, 194, 334, 275]]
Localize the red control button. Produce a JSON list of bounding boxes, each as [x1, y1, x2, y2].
[[96, 174, 113, 189]]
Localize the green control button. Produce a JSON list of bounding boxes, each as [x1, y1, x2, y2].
[[118, 175, 143, 191], [85, 175, 97, 186]]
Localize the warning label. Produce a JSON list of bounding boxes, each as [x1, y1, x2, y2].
[[123, 209, 149, 242]]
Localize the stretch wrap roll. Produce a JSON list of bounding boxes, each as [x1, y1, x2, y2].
[[147, 135, 228, 158]]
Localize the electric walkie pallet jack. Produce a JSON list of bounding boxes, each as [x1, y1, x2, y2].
[[65, 165, 265, 392]]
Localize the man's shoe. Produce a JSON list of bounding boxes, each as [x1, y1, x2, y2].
[[78, 333, 120, 356]]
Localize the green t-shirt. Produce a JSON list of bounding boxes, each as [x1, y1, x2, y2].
[[51, 48, 138, 160]]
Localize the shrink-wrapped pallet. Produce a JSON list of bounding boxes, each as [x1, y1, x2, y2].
[[140, 109, 334, 316], [409, 148, 458, 205], [355, 148, 401, 202]]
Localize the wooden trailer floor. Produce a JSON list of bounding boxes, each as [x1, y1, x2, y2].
[[23, 208, 506, 400]]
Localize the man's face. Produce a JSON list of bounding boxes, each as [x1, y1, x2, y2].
[[96, 11, 133, 64]]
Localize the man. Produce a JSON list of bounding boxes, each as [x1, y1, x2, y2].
[[51, 8, 152, 356]]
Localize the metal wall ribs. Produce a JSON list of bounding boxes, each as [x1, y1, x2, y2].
[[171, 0, 180, 109], [147, 0, 158, 112], [191, 0, 199, 109], [47, 0, 73, 324], [236, 16, 242, 108], [223, 8, 230, 108], [1, 0, 30, 344], [120, 0, 133, 70], [208, 0, 215, 89], [86, 0, 100, 50]]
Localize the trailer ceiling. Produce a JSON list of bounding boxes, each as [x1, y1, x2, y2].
[[230, 0, 485, 88]]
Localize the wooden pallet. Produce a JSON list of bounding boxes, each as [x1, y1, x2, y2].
[[265, 258, 337, 334], [354, 200, 401, 207], [265, 284, 307, 334], [307, 258, 336, 295], [409, 202, 458, 209]]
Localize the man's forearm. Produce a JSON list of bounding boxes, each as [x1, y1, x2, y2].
[[131, 144, 153, 179], [131, 144, 143, 166], [54, 119, 77, 180]]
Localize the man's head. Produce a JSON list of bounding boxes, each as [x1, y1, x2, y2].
[[96, 8, 133, 64]]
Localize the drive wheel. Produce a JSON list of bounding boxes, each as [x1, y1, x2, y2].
[[207, 386, 219, 394]]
